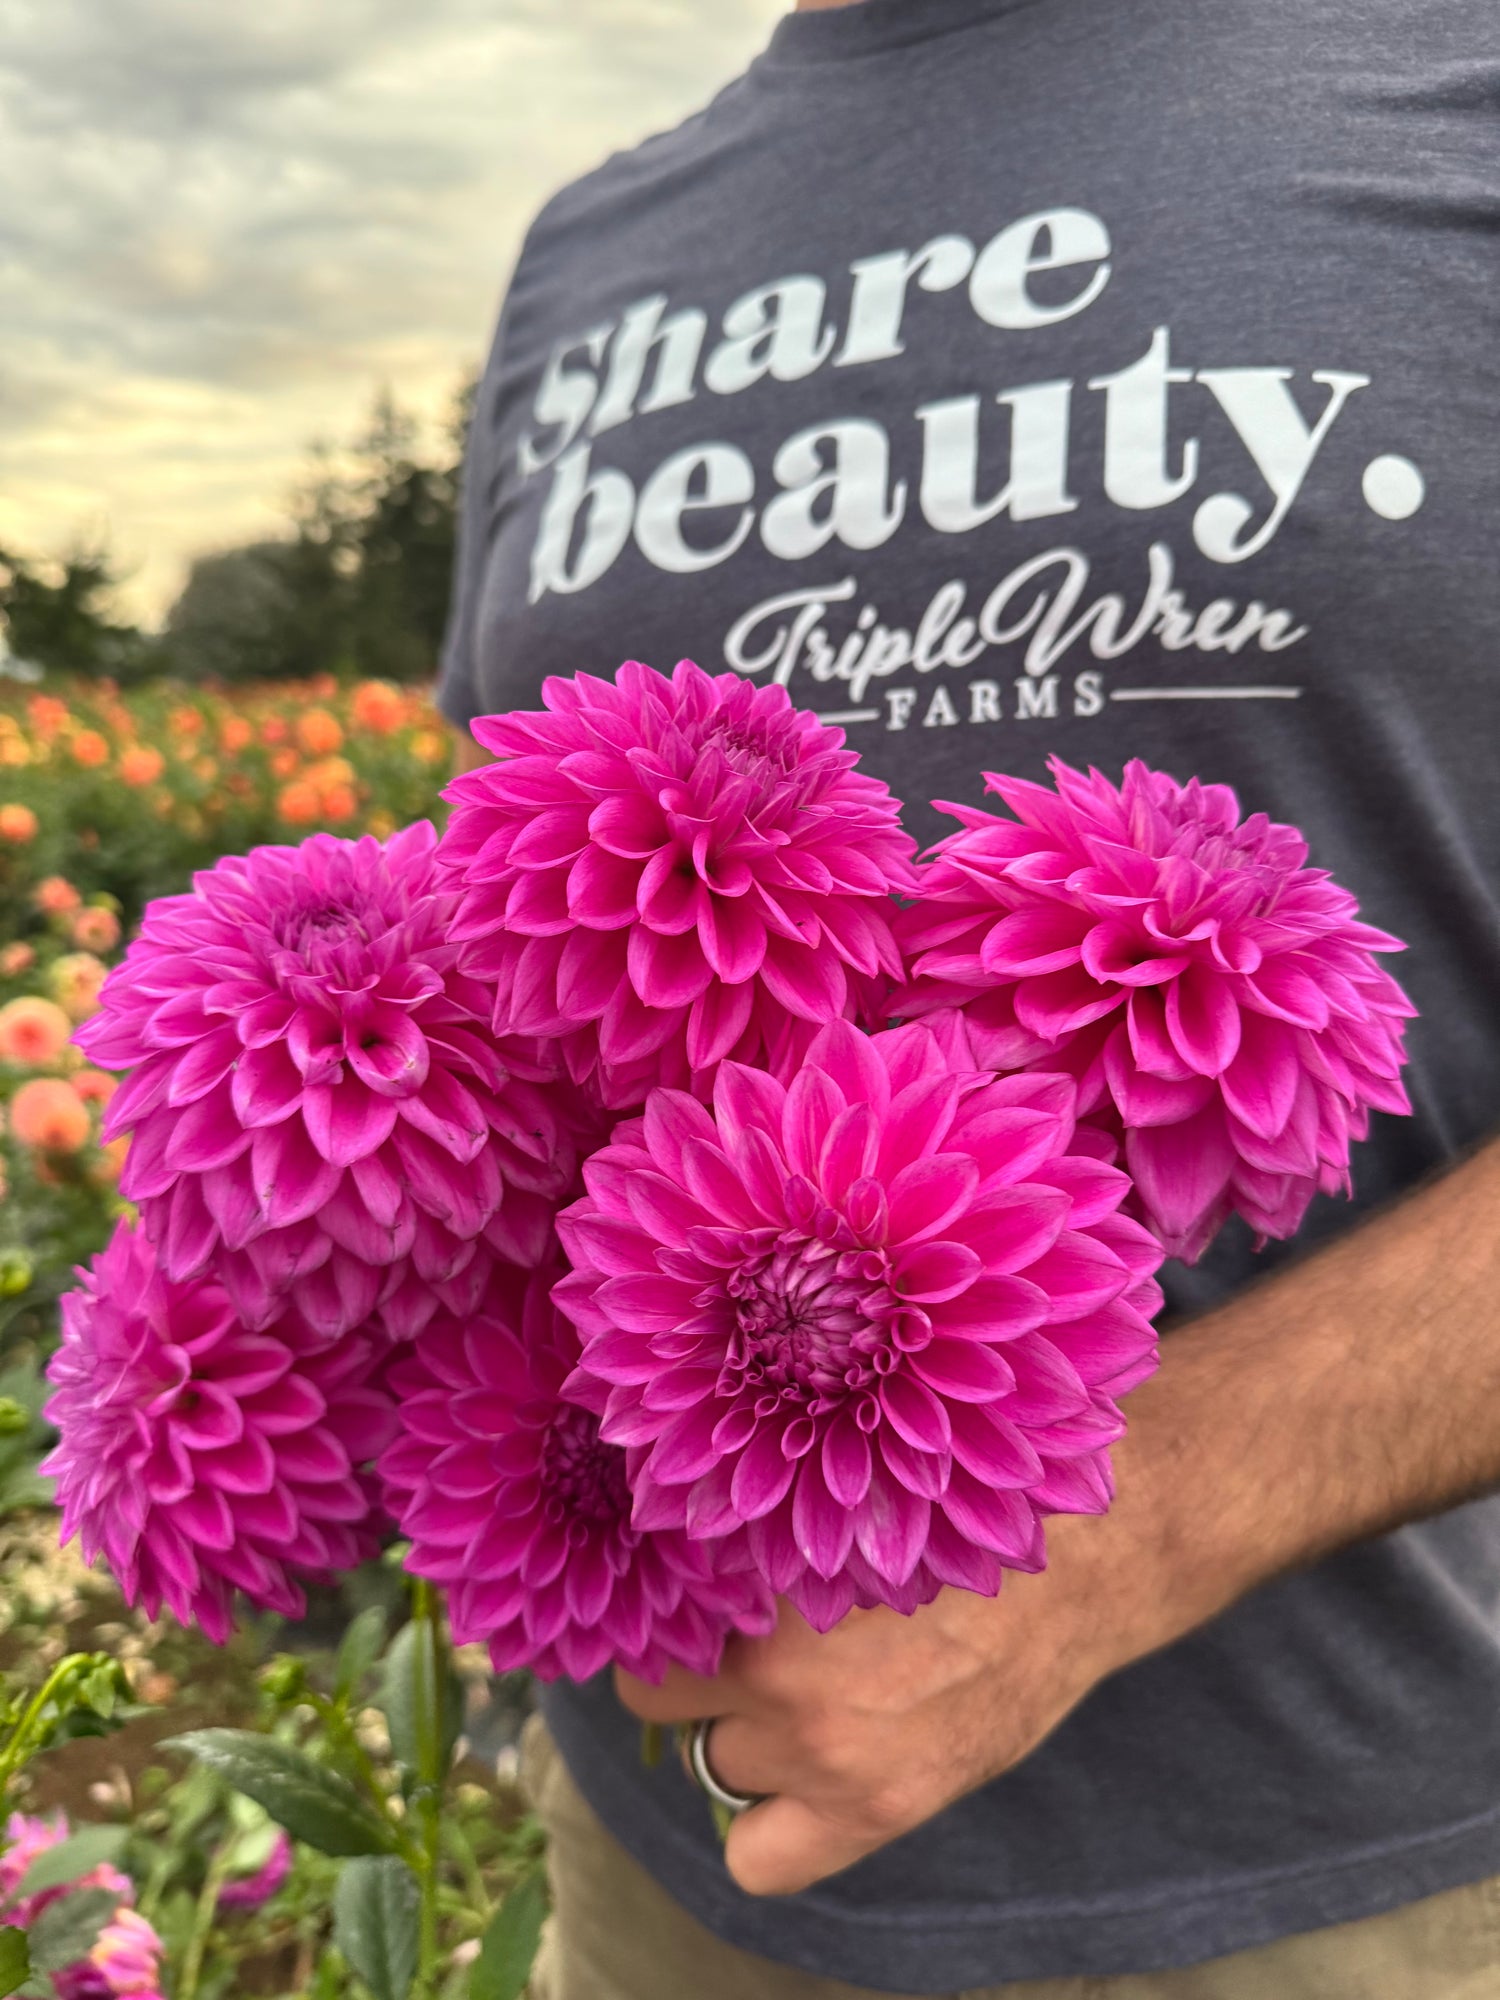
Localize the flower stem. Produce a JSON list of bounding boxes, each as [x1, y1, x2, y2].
[[410, 1579, 446, 1995], [176, 1836, 235, 2000], [0, 1655, 83, 1798]]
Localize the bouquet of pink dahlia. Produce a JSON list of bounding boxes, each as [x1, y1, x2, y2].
[[44, 662, 1415, 1709]]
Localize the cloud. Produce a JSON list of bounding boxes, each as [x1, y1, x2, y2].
[[0, 0, 781, 620]]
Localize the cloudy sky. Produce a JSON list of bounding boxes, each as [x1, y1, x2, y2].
[[0, 0, 782, 623]]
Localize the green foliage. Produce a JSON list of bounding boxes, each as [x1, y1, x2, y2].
[[377, 1621, 465, 1781], [0, 1926, 28, 1996], [0, 1365, 56, 1524], [9, 1824, 127, 1900], [470, 1873, 548, 2000], [23, 1886, 117, 1975], [336, 1606, 390, 1703], [163, 1731, 398, 1859], [333, 1856, 421, 2000]]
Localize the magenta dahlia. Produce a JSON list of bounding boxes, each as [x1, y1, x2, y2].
[[78, 824, 594, 1342], [379, 1265, 775, 1682], [554, 1019, 1163, 1632], [897, 759, 1416, 1261], [439, 659, 918, 1109], [42, 1222, 396, 1642]]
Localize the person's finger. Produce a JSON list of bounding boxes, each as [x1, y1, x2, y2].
[[724, 1793, 875, 1898], [688, 1712, 801, 1802], [614, 1661, 733, 1724]]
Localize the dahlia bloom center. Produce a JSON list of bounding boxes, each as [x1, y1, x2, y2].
[[282, 899, 372, 961], [539, 1404, 631, 1528], [722, 1233, 884, 1405], [700, 709, 798, 789]]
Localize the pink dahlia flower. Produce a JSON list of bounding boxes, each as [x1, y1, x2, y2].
[[42, 1222, 396, 1642], [554, 1020, 1163, 1631], [58, 1907, 166, 1999], [0, 1811, 134, 1929], [379, 1265, 775, 1681], [217, 1830, 292, 1911], [439, 660, 918, 1109], [78, 824, 592, 1342], [897, 759, 1416, 1261], [0, 1813, 165, 2000]]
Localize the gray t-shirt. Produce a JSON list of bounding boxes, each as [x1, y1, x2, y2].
[[438, 0, 1500, 1986]]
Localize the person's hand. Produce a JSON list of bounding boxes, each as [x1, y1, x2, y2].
[[616, 1508, 1153, 1897]]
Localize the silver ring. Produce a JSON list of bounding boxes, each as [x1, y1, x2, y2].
[[685, 1717, 762, 1816]]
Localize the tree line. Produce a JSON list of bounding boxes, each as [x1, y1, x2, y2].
[[0, 379, 474, 686]]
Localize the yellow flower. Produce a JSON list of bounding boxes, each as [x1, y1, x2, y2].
[[51, 952, 109, 1023]]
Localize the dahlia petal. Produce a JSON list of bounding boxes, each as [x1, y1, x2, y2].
[[878, 1373, 952, 1453], [877, 1426, 950, 1499], [166, 1025, 243, 1107], [249, 1118, 341, 1229], [162, 1080, 254, 1173], [910, 1336, 1016, 1402], [820, 1413, 873, 1509], [1126, 1105, 1237, 1249], [1126, 985, 1197, 1082], [948, 1186, 1072, 1274], [230, 1040, 306, 1129], [396, 1068, 488, 1162], [893, 1238, 983, 1303], [979, 905, 1088, 977], [568, 843, 643, 929], [793, 1455, 856, 1579], [947, 1402, 1044, 1487], [932, 1273, 1052, 1341], [1014, 965, 1125, 1039], [700, 891, 768, 984], [303, 1076, 399, 1168], [729, 1423, 799, 1520], [1031, 1453, 1114, 1515], [854, 1471, 929, 1587], [1103, 1024, 1214, 1127], [782, 1068, 846, 1180], [758, 935, 847, 1023], [686, 979, 755, 1072], [1243, 956, 1333, 1029], [157, 1176, 220, 1278], [1164, 963, 1242, 1077], [944, 1471, 1042, 1562], [1080, 920, 1185, 987], [886, 1155, 982, 1244], [627, 925, 714, 1010]]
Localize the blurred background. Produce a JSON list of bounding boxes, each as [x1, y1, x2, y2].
[[0, 8, 777, 1990]]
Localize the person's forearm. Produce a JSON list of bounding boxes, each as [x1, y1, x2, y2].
[[1065, 1135, 1500, 1675]]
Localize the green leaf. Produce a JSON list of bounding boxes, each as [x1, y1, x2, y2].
[[8, 1823, 127, 1903], [470, 1872, 548, 2000], [376, 1623, 463, 1776], [335, 1606, 388, 1702], [0, 1926, 28, 1997], [332, 1856, 419, 2000], [162, 1730, 395, 1858], [26, 1887, 117, 1974]]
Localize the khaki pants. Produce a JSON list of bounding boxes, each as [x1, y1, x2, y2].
[[520, 1715, 1500, 2000]]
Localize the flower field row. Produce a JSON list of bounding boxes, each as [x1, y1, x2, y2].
[[0, 672, 458, 1398], [0, 675, 456, 940]]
